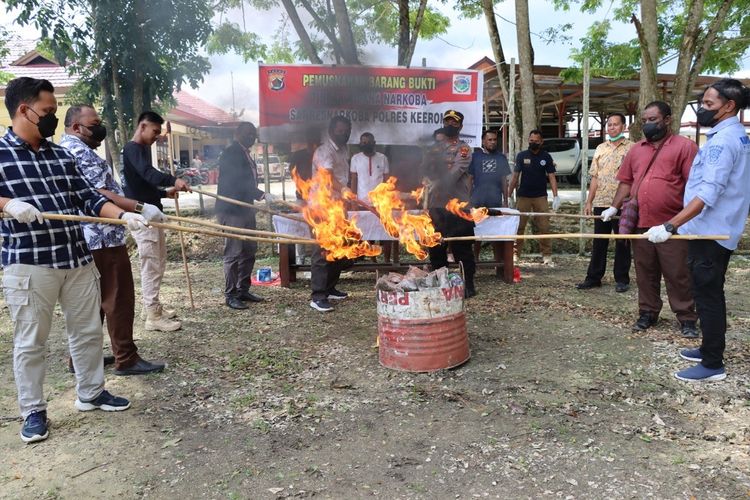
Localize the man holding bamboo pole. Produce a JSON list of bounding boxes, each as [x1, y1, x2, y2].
[[577, 113, 633, 292], [121, 111, 191, 332], [644, 80, 750, 382], [602, 101, 698, 337], [60, 104, 166, 376], [216, 122, 273, 310], [0, 77, 138, 443]]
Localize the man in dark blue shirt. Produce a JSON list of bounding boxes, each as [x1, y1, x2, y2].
[[508, 129, 560, 265], [469, 129, 511, 208]]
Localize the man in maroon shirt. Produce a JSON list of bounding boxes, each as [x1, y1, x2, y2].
[[601, 101, 699, 337]]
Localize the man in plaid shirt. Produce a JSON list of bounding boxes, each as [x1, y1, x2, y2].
[[0, 77, 145, 444]]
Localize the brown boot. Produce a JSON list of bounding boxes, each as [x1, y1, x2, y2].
[[140, 304, 177, 320], [145, 306, 182, 332]]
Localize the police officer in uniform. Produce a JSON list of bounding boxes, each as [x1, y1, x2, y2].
[[424, 110, 477, 297]]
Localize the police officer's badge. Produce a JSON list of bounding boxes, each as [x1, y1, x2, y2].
[[459, 145, 471, 158], [268, 69, 286, 91], [540, 160, 547, 166]]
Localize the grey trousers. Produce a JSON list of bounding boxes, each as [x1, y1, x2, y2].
[[218, 212, 257, 298], [3, 263, 105, 418]]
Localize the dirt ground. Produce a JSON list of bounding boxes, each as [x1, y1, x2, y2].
[[2, 220, 750, 499]]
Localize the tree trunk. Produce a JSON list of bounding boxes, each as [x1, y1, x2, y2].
[[670, 0, 704, 133], [397, 0, 410, 66], [515, 0, 537, 140], [481, 0, 509, 108], [403, 0, 428, 67], [331, 0, 359, 64], [280, 0, 322, 64], [298, 0, 346, 63], [132, 0, 145, 120], [111, 60, 129, 145], [630, 0, 659, 140], [671, 0, 735, 128]]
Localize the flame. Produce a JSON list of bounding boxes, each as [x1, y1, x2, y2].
[[410, 187, 424, 204], [368, 177, 441, 260], [292, 167, 381, 261], [445, 198, 489, 224]]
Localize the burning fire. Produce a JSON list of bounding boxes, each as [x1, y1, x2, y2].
[[368, 177, 441, 260], [445, 199, 489, 224], [292, 167, 381, 261]]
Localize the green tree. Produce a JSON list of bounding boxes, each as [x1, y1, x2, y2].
[[556, 0, 750, 137], [0, 27, 14, 84], [208, 0, 450, 66], [7, 0, 213, 166]]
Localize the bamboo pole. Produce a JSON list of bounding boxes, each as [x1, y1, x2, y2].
[[24, 213, 316, 245], [443, 233, 729, 242], [164, 214, 309, 240], [190, 186, 306, 223], [167, 125, 195, 309], [491, 210, 615, 220]]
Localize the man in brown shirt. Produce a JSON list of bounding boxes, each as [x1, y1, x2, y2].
[[602, 101, 698, 337], [577, 113, 633, 292]]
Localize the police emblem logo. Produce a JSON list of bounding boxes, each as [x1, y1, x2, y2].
[[268, 69, 286, 91], [540, 160, 547, 166], [452, 74, 471, 95], [459, 145, 471, 158]]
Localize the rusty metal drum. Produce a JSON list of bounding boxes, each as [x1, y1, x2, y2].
[[377, 285, 470, 372]]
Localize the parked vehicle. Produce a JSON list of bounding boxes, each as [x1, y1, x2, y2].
[[175, 162, 208, 186], [544, 138, 582, 184], [255, 154, 287, 181]]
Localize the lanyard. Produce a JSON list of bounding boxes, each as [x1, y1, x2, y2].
[[368, 156, 372, 177]]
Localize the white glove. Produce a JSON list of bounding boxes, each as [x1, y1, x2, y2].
[[646, 224, 672, 244], [140, 203, 167, 223], [121, 212, 148, 231], [3, 199, 44, 224], [601, 206, 618, 222], [552, 195, 561, 211], [263, 192, 280, 202]]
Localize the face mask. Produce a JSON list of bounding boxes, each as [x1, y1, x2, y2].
[[332, 133, 349, 146], [696, 107, 719, 128], [443, 125, 460, 137], [607, 133, 625, 142], [85, 124, 107, 142], [529, 142, 541, 152], [360, 144, 375, 155], [239, 135, 256, 148], [642, 122, 666, 142], [28, 108, 59, 138]]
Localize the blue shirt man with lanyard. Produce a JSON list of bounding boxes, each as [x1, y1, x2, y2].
[[645, 78, 750, 382], [0, 77, 144, 443]]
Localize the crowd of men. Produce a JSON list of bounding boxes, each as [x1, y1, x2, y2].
[[1, 75, 749, 446]]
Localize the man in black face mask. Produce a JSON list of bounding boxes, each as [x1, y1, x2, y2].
[[60, 105, 166, 376], [603, 101, 699, 337], [216, 122, 272, 310], [423, 109, 477, 298]]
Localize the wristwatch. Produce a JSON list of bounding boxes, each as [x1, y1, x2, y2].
[[134, 202, 144, 214], [663, 222, 677, 234]]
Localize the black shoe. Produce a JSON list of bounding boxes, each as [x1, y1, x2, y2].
[[113, 358, 166, 376], [237, 290, 264, 303], [310, 299, 334, 312], [615, 282, 630, 293], [68, 355, 116, 374], [680, 320, 699, 338], [633, 312, 658, 331], [576, 279, 601, 290], [226, 296, 249, 310], [327, 288, 349, 300], [465, 285, 477, 298]]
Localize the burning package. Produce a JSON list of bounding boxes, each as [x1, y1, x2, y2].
[[375, 266, 463, 292]]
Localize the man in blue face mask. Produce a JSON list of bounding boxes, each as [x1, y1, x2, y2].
[[577, 113, 633, 292]]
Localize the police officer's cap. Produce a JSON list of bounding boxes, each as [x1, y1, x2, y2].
[[443, 110, 464, 124]]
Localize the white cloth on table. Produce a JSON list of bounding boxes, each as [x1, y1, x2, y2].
[[273, 209, 519, 242]]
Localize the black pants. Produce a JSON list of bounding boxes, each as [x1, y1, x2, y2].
[[585, 206, 631, 284], [310, 245, 352, 301], [427, 208, 476, 287], [689, 240, 732, 369]]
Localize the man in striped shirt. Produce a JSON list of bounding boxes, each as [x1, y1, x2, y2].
[[0, 77, 144, 443]]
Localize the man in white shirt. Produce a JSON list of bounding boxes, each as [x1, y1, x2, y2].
[[350, 132, 389, 205]]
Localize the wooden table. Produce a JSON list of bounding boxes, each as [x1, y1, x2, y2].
[[273, 211, 519, 287]]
